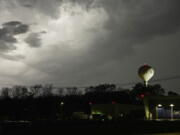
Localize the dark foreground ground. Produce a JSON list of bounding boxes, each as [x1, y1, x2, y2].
[[1, 120, 180, 135]]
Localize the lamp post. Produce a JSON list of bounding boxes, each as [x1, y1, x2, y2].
[[60, 101, 64, 119], [170, 104, 174, 120], [156, 104, 162, 120], [61, 101, 64, 106]]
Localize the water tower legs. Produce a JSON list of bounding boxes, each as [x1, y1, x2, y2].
[[144, 81, 148, 87]]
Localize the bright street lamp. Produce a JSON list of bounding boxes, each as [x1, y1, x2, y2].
[[60, 101, 64, 119], [156, 104, 162, 119], [61, 101, 64, 106], [170, 104, 174, 120]]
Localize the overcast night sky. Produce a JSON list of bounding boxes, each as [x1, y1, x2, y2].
[[0, 0, 180, 92]]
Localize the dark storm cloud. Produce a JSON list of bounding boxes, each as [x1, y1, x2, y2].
[[2, 21, 29, 34], [30, 0, 180, 87], [66, 0, 94, 9], [25, 32, 42, 48], [51, 0, 180, 77], [14, 0, 63, 18], [90, 0, 180, 60], [11, 0, 95, 18], [0, 21, 29, 52], [1, 0, 180, 91], [0, 40, 17, 51]]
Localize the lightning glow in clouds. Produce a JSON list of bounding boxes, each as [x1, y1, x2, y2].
[[0, 0, 180, 92], [0, 1, 109, 86]]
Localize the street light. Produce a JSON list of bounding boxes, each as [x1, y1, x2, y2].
[[170, 104, 174, 120], [156, 104, 162, 120], [60, 101, 64, 119], [61, 101, 64, 106]]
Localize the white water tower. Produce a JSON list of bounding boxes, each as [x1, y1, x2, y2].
[[138, 64, 155, 87]]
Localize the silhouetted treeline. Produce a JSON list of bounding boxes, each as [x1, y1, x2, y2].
[[0, 83, 170, 99], [0, 83, 176, 120], [130, 83, 165, 100]]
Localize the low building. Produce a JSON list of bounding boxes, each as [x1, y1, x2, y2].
[[144, 96, 180, 120], [91, 103, 144, 120]]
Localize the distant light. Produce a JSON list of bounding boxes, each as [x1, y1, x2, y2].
[[60, 102, 64, 105], [89, 102, 92, 105], [158, 104, 162, 107], [107, 115, 112, 120], [139, 94, 145, 99], [120, 113, 123, 117], [112, 101, 116, 104], [89, 115, 93, 120], [92, 111, 102, 115], [170, 104, 174, 107]]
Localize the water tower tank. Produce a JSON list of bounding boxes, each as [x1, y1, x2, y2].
[[138, 65, 155, 86]]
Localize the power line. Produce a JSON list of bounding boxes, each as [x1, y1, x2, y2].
[[54, 75, 180, 88], [151, 75, 180, 83], [115, 75, 180, 87], [1, 75, 180, 89]]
